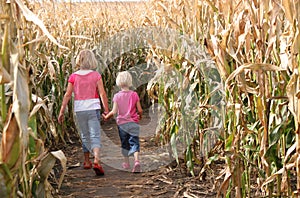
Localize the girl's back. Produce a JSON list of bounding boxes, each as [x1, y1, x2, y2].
[[113, 90, 140, 125]]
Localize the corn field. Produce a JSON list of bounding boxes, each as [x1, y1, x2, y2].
[[1, 0, 300, 197]]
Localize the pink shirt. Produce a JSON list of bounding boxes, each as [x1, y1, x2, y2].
[[68, 70, 101, 112], [113, 90, 140, 125]]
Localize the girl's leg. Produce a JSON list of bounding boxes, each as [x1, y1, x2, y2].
[[88, 110, 102, 163], [128, 135, 140, 157], [83, 144, 91, 168], [89, 110, 104, 175], [84, 152, 90, 162], [83, 151, 92, 169], [133, 151, 139, 162], [129, 135, 141, 172], [122, 156, 130, 169], [83, 143, 90, 161], [123, 156, 130, 164], [75, 111, 91, 168], [118, 125, 131, 169], [92, 147, 100, 164], [118, 126, 130, 156], [132, 152, 141, 173], [92, 146, 104, 175]]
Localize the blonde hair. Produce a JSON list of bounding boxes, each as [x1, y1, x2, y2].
[[76, 49, 98, 70], [116, 71, 133, 88]]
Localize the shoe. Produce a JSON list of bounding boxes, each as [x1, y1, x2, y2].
[[122, 162, 130, 169], [93, 163, 105, 176], [83, 161, 92, 169], [132, 161, 141, 173]]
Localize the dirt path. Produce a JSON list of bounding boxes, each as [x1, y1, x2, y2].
[[57, 110, 219, 198]]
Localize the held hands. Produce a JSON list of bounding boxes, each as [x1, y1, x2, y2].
[[102, 112, 110, 121], [102, 111, 143, 121]]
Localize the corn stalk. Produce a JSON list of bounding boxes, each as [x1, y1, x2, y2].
[[146, 0, 224, 177], [147, 0, 300, 197], [203, 0, 299, 197], [0, 0, 67, 197]]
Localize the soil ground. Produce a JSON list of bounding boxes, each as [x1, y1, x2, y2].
[[55, 110, 222, 198]]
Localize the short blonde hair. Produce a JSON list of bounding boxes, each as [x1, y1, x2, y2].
[[116, 71, 133, 88], [76, 50, 98, 70]]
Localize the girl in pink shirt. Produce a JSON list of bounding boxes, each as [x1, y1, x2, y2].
[[58, 50, 109, 176], [103, 71, 143, 173]]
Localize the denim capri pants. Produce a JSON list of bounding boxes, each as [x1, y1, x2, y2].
[[75, 109, 102, 153], [118, 122, 140, 157]]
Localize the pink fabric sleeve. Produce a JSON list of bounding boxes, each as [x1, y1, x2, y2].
[[68, 74, 75, 84]]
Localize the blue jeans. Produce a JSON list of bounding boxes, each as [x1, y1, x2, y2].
[[118, 122, 140, 157], [75, 109, 102, 152]]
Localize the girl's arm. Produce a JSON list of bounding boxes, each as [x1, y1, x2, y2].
[[136, 100, 143, 120], [103, 101, 118, 120], [97, 77, 109, 113], [58, 82, 73, 124]]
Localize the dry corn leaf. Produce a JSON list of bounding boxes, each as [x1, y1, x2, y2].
[[282, 0, 294, 23], [0, 109, 20, 170], [217, 167, 232, 197], [50, 150, 67, 190], [225, 63, 285, 86], [261, 162, 295, 190], [35, 150, 66, 197], [15, 0, 68, 50], [0, 64, 11, 84]]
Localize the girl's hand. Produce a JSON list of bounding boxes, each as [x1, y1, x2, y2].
[[138, 111, 142, 121], [101, 113, 108, 121], [102, 111, 113, 121], [58, 113, 64, 124]]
